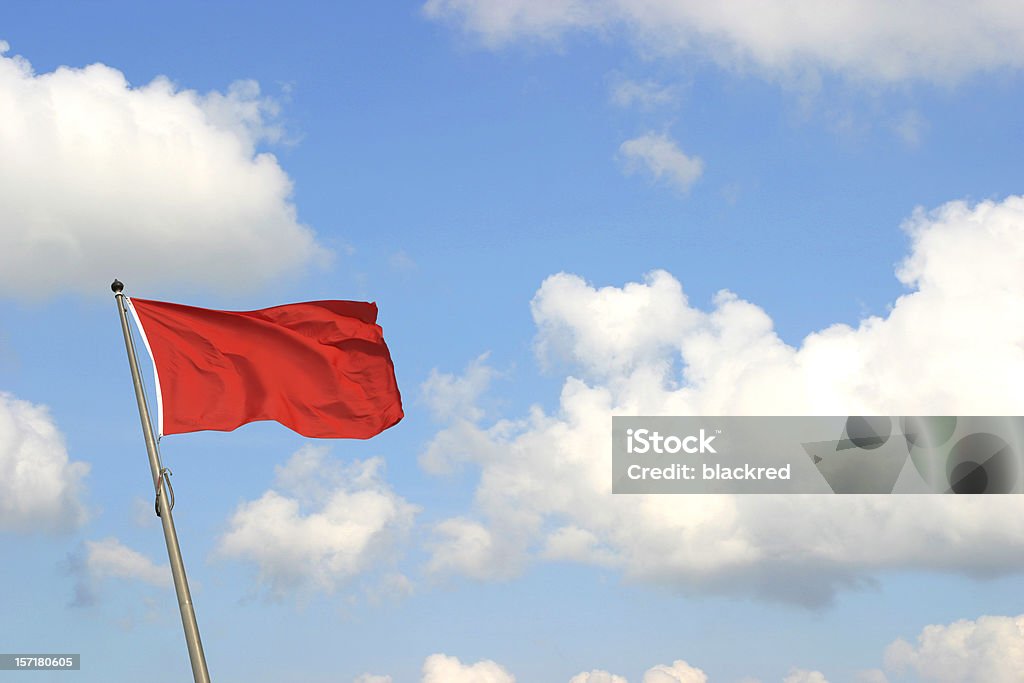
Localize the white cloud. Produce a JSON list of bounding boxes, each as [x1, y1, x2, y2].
[[217, 446, 418, 597], [197, 78, 285, 148], [66, 536, 169, 607], [85, 537, 170, 587], [782, 671, 829, 683], [352, 624, 1024, 683], [421, 194, 1024, 604], [0, 42, 325, 298], [0, 391, 88, 533], [570, 671, 628, 683], [423, 0, 602, 46], [610, 78, 677, 109], [642, 661, 707, 683], [421, 353, 498, 424], [885, 614, 1024, 683], [619, 133, 703, 193], [425, 517, 524, 580], [541, 525, 617, 567], [423, 1, 1024, 83], [421, 654, 516, 683]]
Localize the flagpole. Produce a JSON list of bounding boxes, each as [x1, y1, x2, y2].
[[112, 279, 211, 683]]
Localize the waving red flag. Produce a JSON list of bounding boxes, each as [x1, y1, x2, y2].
[[128, 297, 403, 439]]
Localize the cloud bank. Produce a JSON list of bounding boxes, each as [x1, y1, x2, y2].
[[0, 42, 325, 298], [423, 1, 1024, 83], [421, 194, 1024, 604], [886, 613, 1024, 683], [355, 613, 1024, 682]]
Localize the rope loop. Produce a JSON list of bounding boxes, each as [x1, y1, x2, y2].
[[155, 467, 175, 518]]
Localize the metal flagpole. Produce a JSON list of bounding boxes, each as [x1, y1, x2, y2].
[[111, 279, 211, 683]]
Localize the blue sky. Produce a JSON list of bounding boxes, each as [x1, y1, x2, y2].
[[2, 2, 1024, 682]]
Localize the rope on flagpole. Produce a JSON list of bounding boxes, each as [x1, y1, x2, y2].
[[155, 467, 175, 518]]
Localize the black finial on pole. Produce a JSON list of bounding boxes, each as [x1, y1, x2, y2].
[[111, 279, 124, 294]]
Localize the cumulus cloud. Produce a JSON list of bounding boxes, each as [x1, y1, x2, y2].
[[618, 133, 703, 193], [423, 1, 1024, 83], [196, 78, 285, 148], [421, 654, 515, 683], [367, 619, 1024, 683], [885, 614, 1024, 683], [425, 517, 523, 580], [0, 391, 88, 533], [421, 353, 498, 425], [421, 194, 1024, 604], [217, 446, 418, 597], [642, 661, 708, 683], [0, 42, 325, 298]]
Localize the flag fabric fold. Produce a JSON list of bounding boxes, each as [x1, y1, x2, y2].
[[128, 297, 404, 439]]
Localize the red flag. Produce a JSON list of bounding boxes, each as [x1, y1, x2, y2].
[[128, 297, 403, 439]]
